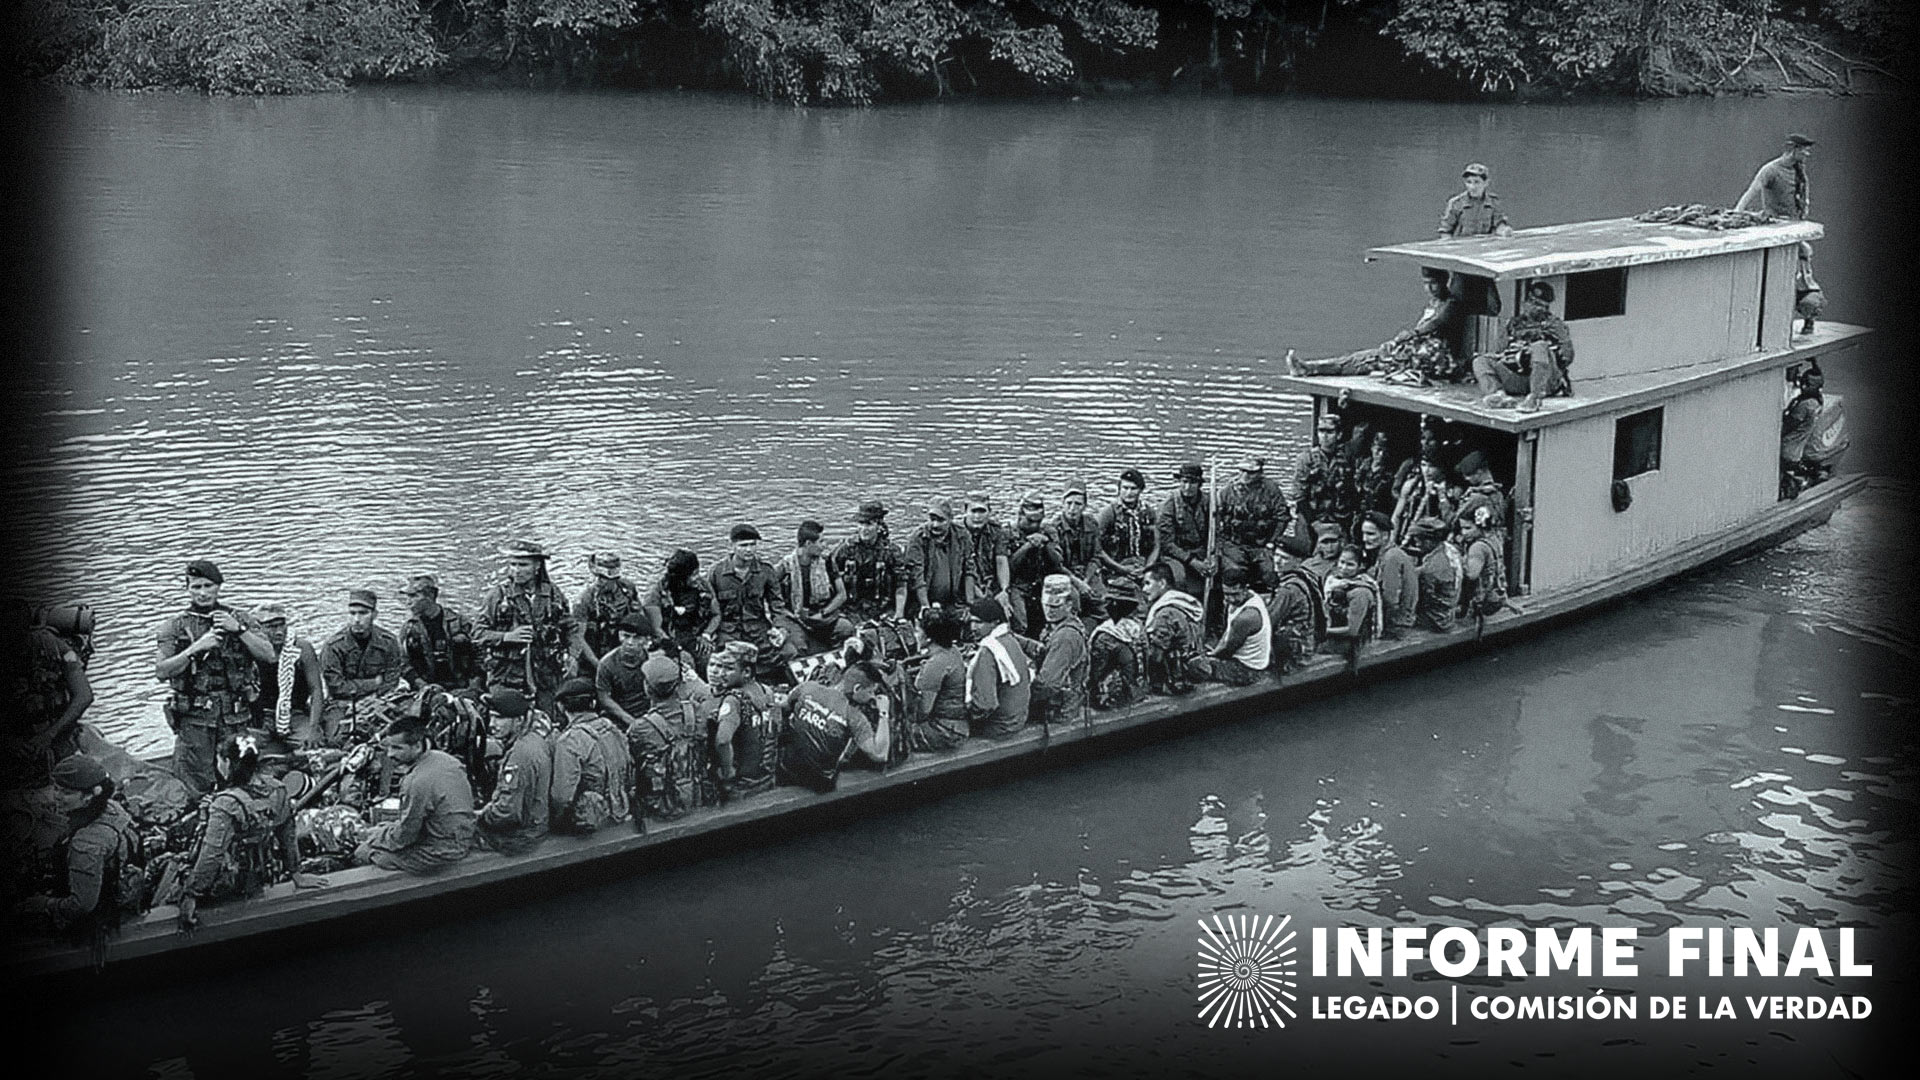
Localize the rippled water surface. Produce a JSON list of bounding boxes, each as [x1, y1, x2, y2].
[[22, 89, 1914, 1075]]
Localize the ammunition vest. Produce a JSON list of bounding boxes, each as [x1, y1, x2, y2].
[[202, 781, 285, 898], [777, 552, 837, 614], [407, 607, 474, 687], [1048, 514, 1099, 573], [711, 559, 777, 639], [655, 576, 712, 640], [718, 684, 779, 790], [1221, 479, 1289, 546], [164, 607, 260, 715], [482, 583, 571, 683], [833, 539, 899, 614], [1101, 502, 1152, 562], [1463, 538, 1508, 618]]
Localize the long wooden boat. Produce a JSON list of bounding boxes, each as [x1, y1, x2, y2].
[[8, 215, 1874, 984]]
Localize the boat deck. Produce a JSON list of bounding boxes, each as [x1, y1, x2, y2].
[[1271, 322, 1871, 432], [5, 473, 1869, 981]]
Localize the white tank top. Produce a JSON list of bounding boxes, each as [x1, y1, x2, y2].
[[1230, 594, 1272, 671]]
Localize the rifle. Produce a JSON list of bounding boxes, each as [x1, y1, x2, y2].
[[1202, 456, 1219, 626]]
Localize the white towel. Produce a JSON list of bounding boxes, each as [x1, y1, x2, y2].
[[965, 625, 1021, 707]]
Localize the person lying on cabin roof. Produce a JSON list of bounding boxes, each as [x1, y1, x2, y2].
[[1285, 269, 1465, 386]]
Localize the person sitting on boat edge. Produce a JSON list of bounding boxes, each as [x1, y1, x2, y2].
[[1217, 456, 1290, 593], [1140, 562, 1204, 696], [1474, 280, 1574, 413], [1284, 269, 1465, 385], [1298, 522, 1344, 586], [1155, 462, 1215, 599], [645, 548, 718, 675], [775, 519, 857, 655], [1029, 574, 1091, 730], [551, 678, 631, 832], [1320, 546, 1381, 661], [909, 605, 971, 751], [1360, 512, 1418, 641], [778, 659, 890, 793], [1188, 567, 1272, 687], [1088, 585, 1148, 711], [320, 589, 406, 747], [965, 596, 1032, 739], [473, 688, 551, 856], [959, 493, 1015, 617], [709, 524, 796, 686], [1267, 560, 1325, 674], [175, 732, 317, 930], [628, 655, 714, 821], [708, 643, 780, 800], [351, 716, 475, 874], [13, 754, 144, 939], [1007, 491, 1065, 635]]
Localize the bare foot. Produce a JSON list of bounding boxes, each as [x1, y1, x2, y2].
[[1517, 395, 1541, 413], [1284, 348, 1300, 375]]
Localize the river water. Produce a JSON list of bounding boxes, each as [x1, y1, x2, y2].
[[22, 89, 1915, 1075]]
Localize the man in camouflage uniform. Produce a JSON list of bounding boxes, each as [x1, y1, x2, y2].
[[1029, 574, 1089, 730], [155, 560, 275, 797], [959, 494, 1014, 610], [1216, 456, 1291, 592], [320, 589, 407, 746], [1155, 462, 1214, 596], [573, 552, 651, 674], [627, 655, 715, 821], [1293, 414, 1352, 542], [831, 501, 907, 624], [708, 524, 795, 683], [476, 540, 583, 714], [1047, 480, 1106, 616], [1095, 468, 1159, 596], [399, 574, 480, 691], [1005, 492, 1065, 635]]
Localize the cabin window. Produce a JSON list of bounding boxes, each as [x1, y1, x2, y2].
[[1565, 267, 1628, 320], [1613, 408, 1663, 481]]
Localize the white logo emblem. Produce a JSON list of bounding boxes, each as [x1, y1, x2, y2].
[[1197, 913, 1299, 1029]]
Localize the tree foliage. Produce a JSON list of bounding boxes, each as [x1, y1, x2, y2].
[[11, 0, 1908, 99]]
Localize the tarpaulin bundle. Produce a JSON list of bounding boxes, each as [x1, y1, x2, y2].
[[1634, 204, 1778, 230]]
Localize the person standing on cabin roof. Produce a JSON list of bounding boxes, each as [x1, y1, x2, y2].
[[574, 553, 651, 676], [1217, 456, 1290, 592], [352, 716, 476, 874], [1474, 280, 1573, 412], [156, 560, 275, 798], [1440, 163, 1513, 239], [320, 589, 406, 746], [1188, 567, 1272, 687], [1735, 133, 1814, 221], [831, 501, 909, 626], [399, 575, 481, 692], [478, 541, 583, 715], [1095, 469, 1159, 596], [774, 519, 856, 654]]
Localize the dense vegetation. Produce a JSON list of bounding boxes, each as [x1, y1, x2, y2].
[[10, 0, 1909, 101]]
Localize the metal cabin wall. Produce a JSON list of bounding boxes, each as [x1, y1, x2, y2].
[[1527, 370, 1781, 594], [1560, 256, 1763, 382]]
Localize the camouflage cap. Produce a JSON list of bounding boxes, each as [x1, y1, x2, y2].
[[589, 552, 622, 576], [402, 574, 439, 597], [497, 540, 548, 560], [856, 499, 888, 523]]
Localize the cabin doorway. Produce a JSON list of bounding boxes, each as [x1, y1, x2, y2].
[[1315, 398, 1531, 591]]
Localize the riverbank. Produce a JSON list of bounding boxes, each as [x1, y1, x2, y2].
[[12, 1, 1907, 102]]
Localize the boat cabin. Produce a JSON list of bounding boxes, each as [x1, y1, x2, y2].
[[1276, 216, 1870, 597]]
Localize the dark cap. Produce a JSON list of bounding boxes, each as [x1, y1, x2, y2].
[[556, 677, 598, 706], [1174, 462, 1204, 482], [51, 754, 108, 792], [401, 574, 439, 597], [1238, 455, 1266, 473], [1457, 449, 1491, 476], [1410, 516, 1451, 542], [1462, 162, 1490, 179], [347, 589, 377, 611], [1525, 279, 1555, 303], [616, 612, 651, 635], [185, 560, 223, 585], [856, 499, 888, 523], [968, 596, 1006, 623], [497, 540, 548, 560], [1786, 133, 1816, 148], [1420, 266, 1450, 283], [483, 687, 529, 718], [729, 523, 762, 542], [1118, 467, 1147, 489]]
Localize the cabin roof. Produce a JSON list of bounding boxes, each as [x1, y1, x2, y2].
[[1368, 216, 1824, 280], [1270, 323, 1869, 434]]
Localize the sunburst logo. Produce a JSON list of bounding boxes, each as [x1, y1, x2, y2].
[[1197, 913, 1300, 1029]]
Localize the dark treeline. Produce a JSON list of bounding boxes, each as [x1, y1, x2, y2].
[[9, 0, 1910, 101]]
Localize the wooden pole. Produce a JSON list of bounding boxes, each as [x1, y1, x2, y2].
[[1203, 457, 1219, 625]]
